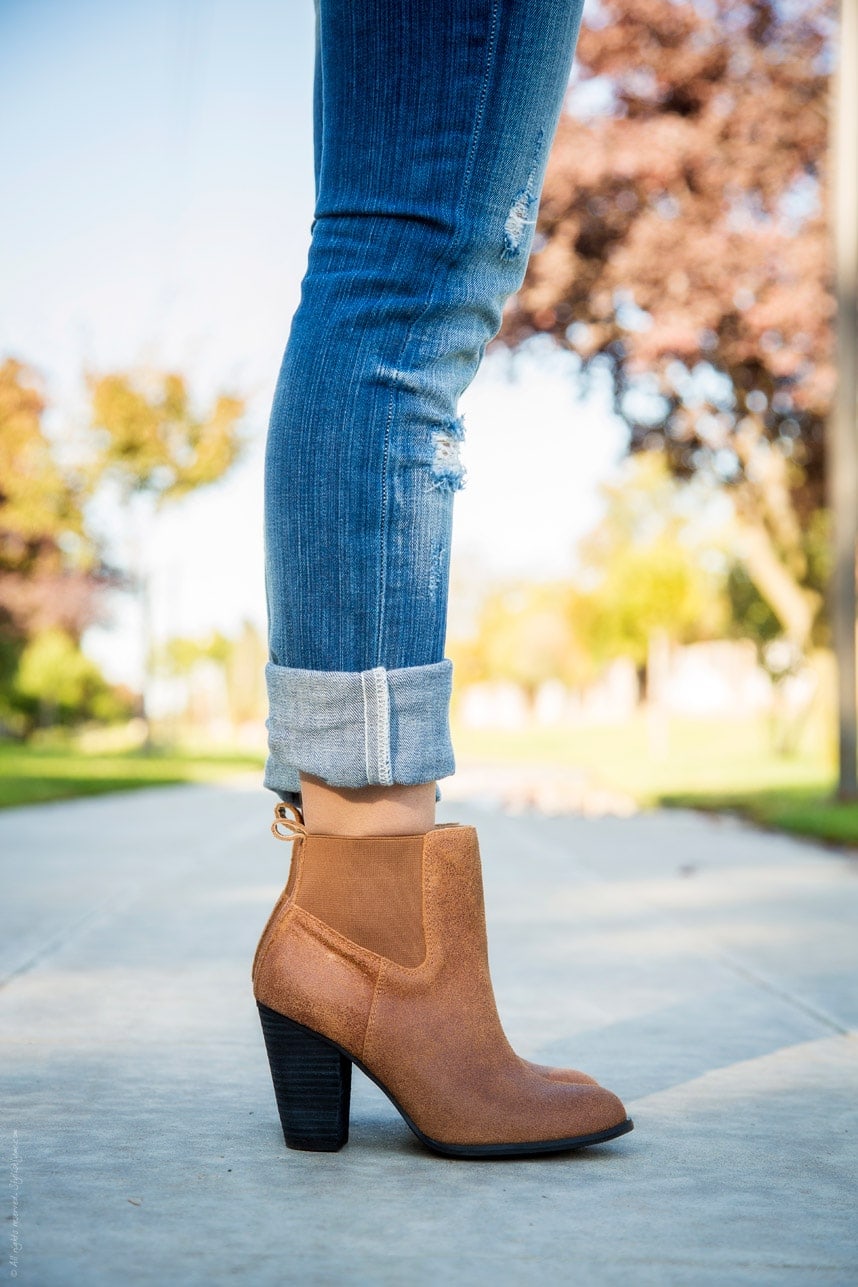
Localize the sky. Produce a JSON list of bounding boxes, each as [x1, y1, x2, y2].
[[1, 0, 628, 687]]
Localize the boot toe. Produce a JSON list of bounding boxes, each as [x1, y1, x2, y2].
[[573, 1084, 629, 1136], [527, 1060, 598, 1086]]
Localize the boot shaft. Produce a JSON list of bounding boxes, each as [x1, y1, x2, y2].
[[252, 820, 495, 1059]]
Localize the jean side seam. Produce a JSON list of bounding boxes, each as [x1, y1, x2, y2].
[[361, 667, 393, 786], [374, 395, 395, 667], [375, 669, 393, 785], [457, 0, 501, 205], [360, 670, 374, 784]]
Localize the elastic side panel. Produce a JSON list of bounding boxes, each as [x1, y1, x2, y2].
[[295, 834, 425, 967]]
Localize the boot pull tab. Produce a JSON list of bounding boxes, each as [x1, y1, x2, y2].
[[271, 801, 307, 842]]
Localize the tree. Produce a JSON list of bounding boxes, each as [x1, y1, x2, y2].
[[454, 456, 727, 711], [152, 620, 267, 737], [574, 452, 727, 688], [0, 358, 113, 733], [87, 369, 247, 741], [0, 357, 249, 740], [498, 0, 835, 655], [88, 371, 246, 504], [14, 628, 131, 734], [473, 581, 592, 708]]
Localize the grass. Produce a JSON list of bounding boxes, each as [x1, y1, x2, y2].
[[0, 741, 264, 809], [664, 785, 858, 846], [2, 710, 856, 848], [452, 711, 858, 847]]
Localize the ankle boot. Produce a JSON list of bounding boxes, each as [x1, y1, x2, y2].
[[252, 804, 633, 1157], [268, 806, 597, 1088]]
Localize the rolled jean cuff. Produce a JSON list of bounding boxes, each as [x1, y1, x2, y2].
[[263, 658, 455, 799]]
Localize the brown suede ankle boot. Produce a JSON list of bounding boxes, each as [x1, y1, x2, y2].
[[252, 804, 633, 1157], [265, 807, 598, 1089]]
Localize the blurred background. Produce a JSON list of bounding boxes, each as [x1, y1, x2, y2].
[[1, 0, 853, 843]]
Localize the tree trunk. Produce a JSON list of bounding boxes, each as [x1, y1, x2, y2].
[[734, 515, 821, 650]]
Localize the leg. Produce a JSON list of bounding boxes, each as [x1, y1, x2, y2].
[[255, 0, 633, 1156], [263, 0, 588, 829]]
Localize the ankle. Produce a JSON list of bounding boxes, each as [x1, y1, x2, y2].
[[297, 776, 436, 836]]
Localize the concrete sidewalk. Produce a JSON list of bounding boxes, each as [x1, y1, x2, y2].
[[1, 784, 856, 1285]]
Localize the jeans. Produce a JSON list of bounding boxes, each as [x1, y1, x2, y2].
[[263, 0, 586, 802]]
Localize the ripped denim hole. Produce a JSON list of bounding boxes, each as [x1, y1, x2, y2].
[[501, 127, 545, 261], [502, 190, 538, 259], [430, 418, 466, 492]]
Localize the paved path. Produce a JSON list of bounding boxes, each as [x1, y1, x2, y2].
[[1, 784, 856, 1285]]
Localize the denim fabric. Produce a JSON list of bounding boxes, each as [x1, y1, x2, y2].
[[264, 0, 586, 796], [263, 660, 454, 799]]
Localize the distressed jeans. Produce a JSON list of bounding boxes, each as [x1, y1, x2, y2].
[[263, 0, 586, 802]]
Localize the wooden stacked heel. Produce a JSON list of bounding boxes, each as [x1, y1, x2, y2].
[[258, 1003, 351, 1152]]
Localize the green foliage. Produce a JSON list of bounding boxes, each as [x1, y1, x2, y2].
[[0, 359, 106, 733], [727, 506, 830, 653], [149, 621, 268, 731], [575, 452, 728, 665], [803, 507, 833, 648], [474, 582, 590, 700], [0, 356, 248, 740], [584, 538, 717, 667], [154, 630, 232, 676], [87, 370, 247, 505], [460, 454, 731, 694], [0, 358, 87, 550], [11, 629, 131, 732], [727, 563, 781, 649], [84, 367, 248, 742]]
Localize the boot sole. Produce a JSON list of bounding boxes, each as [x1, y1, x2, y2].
[[258, 1002, 634, 1159]]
